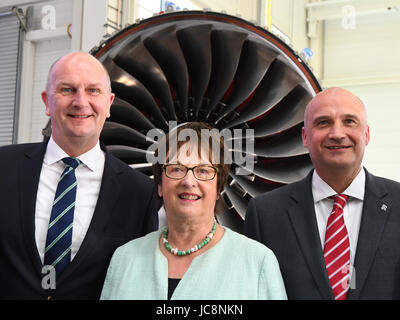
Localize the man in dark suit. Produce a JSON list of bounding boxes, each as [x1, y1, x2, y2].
[[244, 87, 400, 299], [0, 51, 158, 299]]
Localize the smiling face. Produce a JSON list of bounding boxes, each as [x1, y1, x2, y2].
[[41, 52, 114, 155], [302, 88, 370, 179], [158, 142, 219, 221]]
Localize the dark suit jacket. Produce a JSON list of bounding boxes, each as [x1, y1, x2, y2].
[[244, 169, 400, 300], [0, 141, 159, 299]]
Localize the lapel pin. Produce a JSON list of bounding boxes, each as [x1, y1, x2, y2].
[[381, 204, 388, 212]]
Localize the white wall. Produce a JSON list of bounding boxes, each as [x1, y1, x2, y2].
[[81, 0, 108, 52], [323, 12, 400, 83], [321, 11, 400, 182]]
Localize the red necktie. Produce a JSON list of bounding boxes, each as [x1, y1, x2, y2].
[[323, 194, 350, 300]]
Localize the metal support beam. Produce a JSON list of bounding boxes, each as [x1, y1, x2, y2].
[[306, 0, 400, 38], [306, 0, 400, 20]]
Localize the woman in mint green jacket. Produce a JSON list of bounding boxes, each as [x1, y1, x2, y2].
[[101, 122, 287, 300]]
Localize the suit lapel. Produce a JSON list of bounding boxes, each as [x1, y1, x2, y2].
[[348, 170, 389, 299], [287, 171, 334, 299], [19, 142, 48, 275], [57, 150, 122, 283]]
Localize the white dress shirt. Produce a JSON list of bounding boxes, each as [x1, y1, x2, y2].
[[312, 168, 365, 270], [35, 137, 105, 263]]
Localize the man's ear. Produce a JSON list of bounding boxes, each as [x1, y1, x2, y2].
[[365, 125, 370, 146], [107, 93, 115, 118], [301, 126, 307, 148], [42, 91, 51, 116]]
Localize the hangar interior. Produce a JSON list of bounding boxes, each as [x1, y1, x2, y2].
[[1, 0, 399, 186]]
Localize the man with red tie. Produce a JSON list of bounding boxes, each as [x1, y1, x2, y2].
[[245, 87, 400, 299]]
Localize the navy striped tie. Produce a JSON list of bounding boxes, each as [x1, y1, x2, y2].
[[44, 157, 81, 278]]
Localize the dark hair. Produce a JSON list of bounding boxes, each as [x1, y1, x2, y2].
[[152, 122, 230, 194]]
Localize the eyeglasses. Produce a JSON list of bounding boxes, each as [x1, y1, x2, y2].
[[163, 164, 218, 181]]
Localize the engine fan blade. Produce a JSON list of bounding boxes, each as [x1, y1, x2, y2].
[[205, 29, 248, 118], [254, 125, 308, 158], [229, 172, 278, 197], [101, 121, 153, 148], [222, 183, 250, 220], [130, 163, 154, 176], [223, 58, 305, 128], [215, 204, 244, 233], [250, 85, 312, 137], [252, 155, 313, 184], [144, 25, 189, 120], [103, 57, 168, 131], [176, 24, 213, 119], [214, 39, 278, 122], [109, 97, 156, 133], [113, 37, 177, 120], [107, 145, 151, 164]]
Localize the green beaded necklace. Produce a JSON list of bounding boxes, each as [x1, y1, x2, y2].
[[162, 220, 217, 256]]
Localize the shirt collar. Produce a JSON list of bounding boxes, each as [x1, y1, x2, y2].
[[44, 136, 102, 172], [312, 168, 365, 203]]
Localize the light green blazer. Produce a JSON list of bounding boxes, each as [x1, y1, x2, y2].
[[101, 227, 287, 300]]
